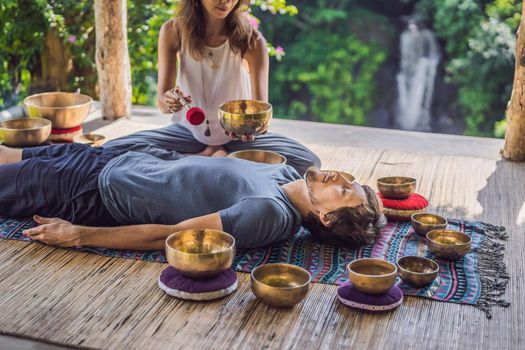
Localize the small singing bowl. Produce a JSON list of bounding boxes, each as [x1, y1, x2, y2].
[[319, 170, 355, 183], [228, 150, 286, 164], [73, 133, 106, 147], [411, 213, 448, 237], [0, 118, 51, 147], [24, 92, 92, 129], [218, 100, 272, 136], [348, 258, 398, 295], [377, 176, 416, 199], [165, 229, 235, 278], [251, 263, 311, 307], [397, 256, 439, 288], [426, 229, 472, 261]]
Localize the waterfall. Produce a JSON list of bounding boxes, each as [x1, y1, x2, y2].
[[396, 21, 440, 131]]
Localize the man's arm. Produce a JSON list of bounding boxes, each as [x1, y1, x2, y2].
[[24, 213, 223, 250]]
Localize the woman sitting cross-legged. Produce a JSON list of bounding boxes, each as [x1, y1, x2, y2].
[[0, 144, 385, 250], [102, 0, 321, 176]]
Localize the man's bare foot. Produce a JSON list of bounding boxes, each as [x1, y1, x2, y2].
[[0, 145, 23, 164]]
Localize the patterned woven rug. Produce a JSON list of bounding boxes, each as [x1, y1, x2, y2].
[[0, 216, 509, 318]]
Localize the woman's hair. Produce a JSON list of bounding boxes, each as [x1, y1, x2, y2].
[[176, 0, 255, 59], [302, 185, 387, 248]]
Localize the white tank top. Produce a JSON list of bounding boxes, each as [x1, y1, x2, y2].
[[173, 40, 252, 145]]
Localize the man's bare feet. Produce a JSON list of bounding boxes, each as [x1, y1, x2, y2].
[[0, 145, 23, 164]]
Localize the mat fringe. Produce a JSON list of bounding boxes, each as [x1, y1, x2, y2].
[[475, 222, 510, 319]]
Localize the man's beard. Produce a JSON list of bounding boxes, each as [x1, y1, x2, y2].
[[305, 169, 320, 206]]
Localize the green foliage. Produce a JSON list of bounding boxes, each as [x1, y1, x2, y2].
[[271, 30, 385, 124], [0, 0, 94, 108], [127, 0, 175, 105], [0, 0, 46, 107], [0, 0, 294, 109], [416, 0, 520, 137], [266, 1, 388, 125]]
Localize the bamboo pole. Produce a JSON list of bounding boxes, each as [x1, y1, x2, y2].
[[94, 0, 131, 120], [502, 4, 525, 161]]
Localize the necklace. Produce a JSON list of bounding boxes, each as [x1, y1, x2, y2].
[[208, 50, 219, 70]]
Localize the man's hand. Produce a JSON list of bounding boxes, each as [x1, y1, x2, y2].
[[24, 215, 82, 248]]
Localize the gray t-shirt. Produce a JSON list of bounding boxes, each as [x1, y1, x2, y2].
[[98, 152, 303, 248]]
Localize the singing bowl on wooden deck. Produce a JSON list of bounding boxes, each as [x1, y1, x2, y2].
[[0, 118, 51, 146], [411, 213, 448, 237], [377, 176, 416, 199], [165, 229, 235, 278], [251, 263, 311, 307], [426, 229, 471, 261], [227, 150, 286, 164], [24, 92, 92, 129], [218, 100, 272, 137], [397, 256, 439, 288], [348, 258, 398, 295]]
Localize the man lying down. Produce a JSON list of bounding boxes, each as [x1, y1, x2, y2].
[[0, 143, 386, 250]]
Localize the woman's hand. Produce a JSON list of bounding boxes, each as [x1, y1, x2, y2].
[[224, 130, 255, 142], [163, 86, 192, 114], [23, 215, 83, 248]]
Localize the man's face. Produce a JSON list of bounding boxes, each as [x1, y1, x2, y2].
[[201, 0, 239, 19], [305, 169, 367, 214]]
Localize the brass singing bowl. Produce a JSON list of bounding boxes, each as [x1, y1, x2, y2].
[[227, 150, 286, 164], [24, 92, 92, 129], [73, 133, 106, 147], [251, 263, 311, 307], [348, 258, 397, 295], [411, 213, 448, 237], [165, 230, 235, 278], [320, 170, 355, 183], [397, 256, 439, 288], [426, 229, 472, 261], [0, 118, 51, 147], [377, 176, 416, 199], [218, 100, 272, 136]]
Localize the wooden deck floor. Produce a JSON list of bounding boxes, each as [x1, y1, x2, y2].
[[0, 114, 523, 350]]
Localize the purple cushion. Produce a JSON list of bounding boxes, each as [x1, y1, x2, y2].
[[336, 282, 403, 312], [158, 267, 238, 301]]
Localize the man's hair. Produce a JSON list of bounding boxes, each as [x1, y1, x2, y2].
[[302, 185, 387, 248]]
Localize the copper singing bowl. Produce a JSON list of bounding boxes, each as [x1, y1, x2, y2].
[[251, 263, 311, 307], [165, 230, 235, 278], [411, 213, 448, 237], [377, 176, 416, 199], [218, 100, 272, 136], [348, 258, 397, 295], [24, 92, 92, 129], [0, 118, 51, 146], [426, 229, 471, 261], [227, 150, 286, 164], [73, 133, 106, 147], [397, 256, 439, 288]]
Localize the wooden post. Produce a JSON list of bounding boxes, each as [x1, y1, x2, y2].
[[502, 5, 525, 161], [94, 0, 131, 119]]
